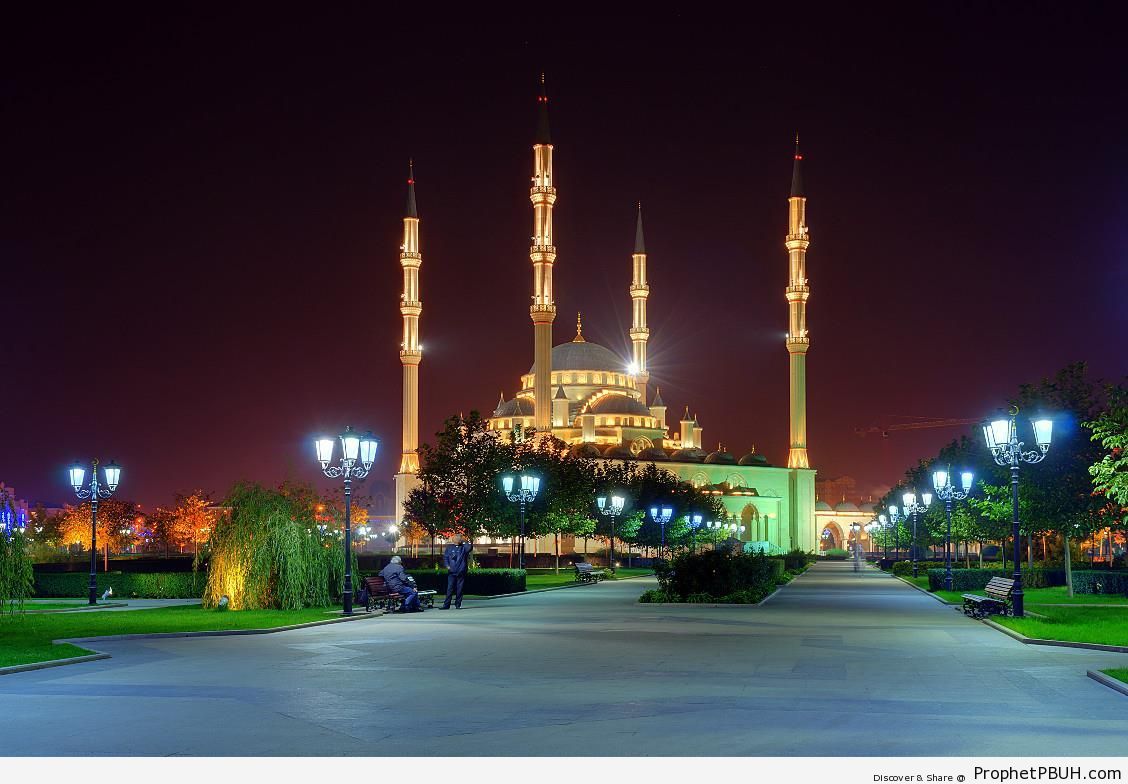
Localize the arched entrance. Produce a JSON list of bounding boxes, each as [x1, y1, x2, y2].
[[820, 522, 843, 551]]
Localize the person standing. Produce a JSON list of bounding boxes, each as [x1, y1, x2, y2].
[[441, 533, 473, 609]]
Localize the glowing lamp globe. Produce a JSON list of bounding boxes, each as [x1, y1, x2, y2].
[[932, 469, 948, 491], [102, 461, 122, 492], [69, 463, 86, 492], [960, 471, 974, 492], [1032, 418, 1053, 448], [314, 437, 335, 467], [340, 428, 361, 462], [358, 431, 379, 468]]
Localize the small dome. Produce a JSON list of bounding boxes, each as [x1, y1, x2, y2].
[[835, 500, 860, 513], [493, 397, 534, 418], [859, 501, 876, 513], [815, 500, 833, 512], [637, 447, 670, 461], [603, 445, 634, 459], [669, 448, 706, 463], [704, 450, 736, 464], [587, 395, 652, 417], [738, 452, 769, 466], [570, 443, 603, 459]]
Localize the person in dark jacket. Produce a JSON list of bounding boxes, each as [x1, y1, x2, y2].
[[379, 556, 421, 612], [441, 534, 473, 609]]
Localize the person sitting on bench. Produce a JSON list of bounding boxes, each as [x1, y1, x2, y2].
[[379, 556, 421, 613]]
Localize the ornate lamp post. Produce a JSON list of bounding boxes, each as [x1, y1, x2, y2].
[[502, 473, 540, 569], [983, 406, 1053, 618], [887, 505, 904, 560], [864, 520, 880, 557], [877, 514, 890, 559], [932, 466, 974, 592], [596, 493, 625, 572], [649, 505, 673, 557], [901, 490, 932, 578], [69, 459, 122, 605], [314, 426, 378, 616]]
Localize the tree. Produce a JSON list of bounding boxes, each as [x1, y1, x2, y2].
[[151, 493, 216, 555], [1087, 383, 1128, 511], [58, 498, 139, 565], [0, 530, 33, 614]]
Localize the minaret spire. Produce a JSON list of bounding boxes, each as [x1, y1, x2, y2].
[[529, 73, 558, 433], [629, 202, 650, 404], [785, 137, 811, 469]]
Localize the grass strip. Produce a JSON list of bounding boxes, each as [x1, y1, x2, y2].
[[993, 606, 1128, 647]]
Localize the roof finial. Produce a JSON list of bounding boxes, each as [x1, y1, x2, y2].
[[790, 134, 804, 197], [405, 158, 418, 217], [573, 311, 585, 342], [535, 73, 551, 144]]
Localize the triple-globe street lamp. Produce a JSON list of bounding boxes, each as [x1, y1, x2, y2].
[[314, 426, 378, 616], [649, 505, 673, 557], [983, 406, 1053, 618], [901, 490, 932, 578], [502, 473, 540, 569], [68, 458, 122, 605], [596, 494, 625, 572], [932, 466, 974, 592]]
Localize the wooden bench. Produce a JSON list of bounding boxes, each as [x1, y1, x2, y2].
[[362, 575, 437, 613], [963, 577, 1015, 618], [574, 562, 607, 584]]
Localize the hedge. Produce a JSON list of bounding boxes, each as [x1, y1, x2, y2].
[[34, 571, 206, 599], [1069, 571, 1128, 595], [925, 568, 1069, 592], [403, 569, 526, 596]]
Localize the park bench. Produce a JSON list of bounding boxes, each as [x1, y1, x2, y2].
[[574, 562, 607, 584], [962, 577, 1015, 619], [361, 575, 436, 613]]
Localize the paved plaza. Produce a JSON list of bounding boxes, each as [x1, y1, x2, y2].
[[4, 561, 1128, 756]]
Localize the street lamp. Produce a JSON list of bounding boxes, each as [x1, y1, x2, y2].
[[983, 406, 1053, 617], [649, 505, 673, 557], [502, 473, 540, 569], [877, 514, 891, 560], [901, 490, 932, 578], [887, 505, 904, 560], [864, 520, 880, 557], [69, 458, 122, 605], [314, 426, 378, 616], [932, 466, 974, 592], [596, 493, 625, 572]]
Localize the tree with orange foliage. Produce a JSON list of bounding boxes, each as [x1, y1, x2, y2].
[[58, 498, 139, 565]]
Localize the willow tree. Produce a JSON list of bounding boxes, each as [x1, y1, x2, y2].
[[203, 482, 348, 610], [0, 530, 33, 615]]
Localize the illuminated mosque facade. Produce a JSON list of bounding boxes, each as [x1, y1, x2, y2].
[[393, 78, 819, 555]]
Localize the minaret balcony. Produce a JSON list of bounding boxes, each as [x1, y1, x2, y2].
[[399, 252, 421, 267], [399, 348, 422, 363], [785, 286, 810, 301], [629, 284, 650, 295], [400, 302, 422, 316], [629, 327, 650, 339], [530, 304, 557, 322], [529, 188, 557, 205], [529, 246, 557, 262], [785, 236, 811, 250]]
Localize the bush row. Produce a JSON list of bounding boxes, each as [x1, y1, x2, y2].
[[924, 568, 1128, 594], [1066, 571, 1128, 595], [34, 571, 206, 599], [402, 569, 526, 596]]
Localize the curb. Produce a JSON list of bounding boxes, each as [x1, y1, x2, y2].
[[473, 572, 655, 601], [57, 608, 384, 644], [23, 602, 130, 614], [894, 575, 958, 606], [982, 619, 1128, 653], [0, 653, 112, 677], [1087, 670, 1128, 697]]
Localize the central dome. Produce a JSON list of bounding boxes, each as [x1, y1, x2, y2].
[[528, 341, 625, 374]]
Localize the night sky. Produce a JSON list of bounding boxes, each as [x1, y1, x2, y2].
[[4, 7, 1126, 511]]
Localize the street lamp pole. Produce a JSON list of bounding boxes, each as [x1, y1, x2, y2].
[[69, 458, 122, 605], [887, 505, 905, 561], [878, 514, 890, 560], [932, 466, 974, 592], [502, 473, 540, 569], [649, 505, 673, 558], [597, 494, 625, 572], [315, 426, 379, 616], [901, 490, 932, 578], [983, 407, 1053, 618]]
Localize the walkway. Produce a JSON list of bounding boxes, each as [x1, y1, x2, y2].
[[3, 561, 1127, 755]]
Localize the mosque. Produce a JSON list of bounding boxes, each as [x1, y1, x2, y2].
[[392, 78, 821, 555]]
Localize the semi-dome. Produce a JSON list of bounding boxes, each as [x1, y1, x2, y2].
[[738, 452, 769, 466], [815, 500, 833, 512], [603, 445, 634, 459], [528, 341, 625, 375], [493, 397, 534, 417], [586, 395, 651, 417], [704, 450, 736, 464], [637, 446, 670, 461], [570, 443, 603, 459], [834, 500, 860, 513]]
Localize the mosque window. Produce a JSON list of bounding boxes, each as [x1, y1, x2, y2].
[[692, 474, 707, 488]]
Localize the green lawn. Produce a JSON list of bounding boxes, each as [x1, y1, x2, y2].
[[993, 606, 1128, 647], [897, 577, 1128, 607], [1102, 669, 1128, 686], [525, 567, 652, 590], [16, 602, 127, 612], [0, 605, 347, 669]]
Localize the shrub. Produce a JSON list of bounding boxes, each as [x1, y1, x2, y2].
[[663, 549, 777, 602], [638, 589, 670, 603], [925, 568, 1068, 592], [824, 548, 849, 560], [1071, 571, 1128, 595], [891, 561, 919, 577], [404, 569, 526, 596], [784, 549, 814, 571], [34, 571, 207, 599]]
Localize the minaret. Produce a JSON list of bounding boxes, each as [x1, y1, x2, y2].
[[529, 74, 557, 433], [785, 137, 811, 469], [394, 161, 422, 524], [629, 203, 650, 404]]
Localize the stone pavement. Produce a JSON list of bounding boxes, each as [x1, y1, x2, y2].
[[3, 561, 1127, 756]]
